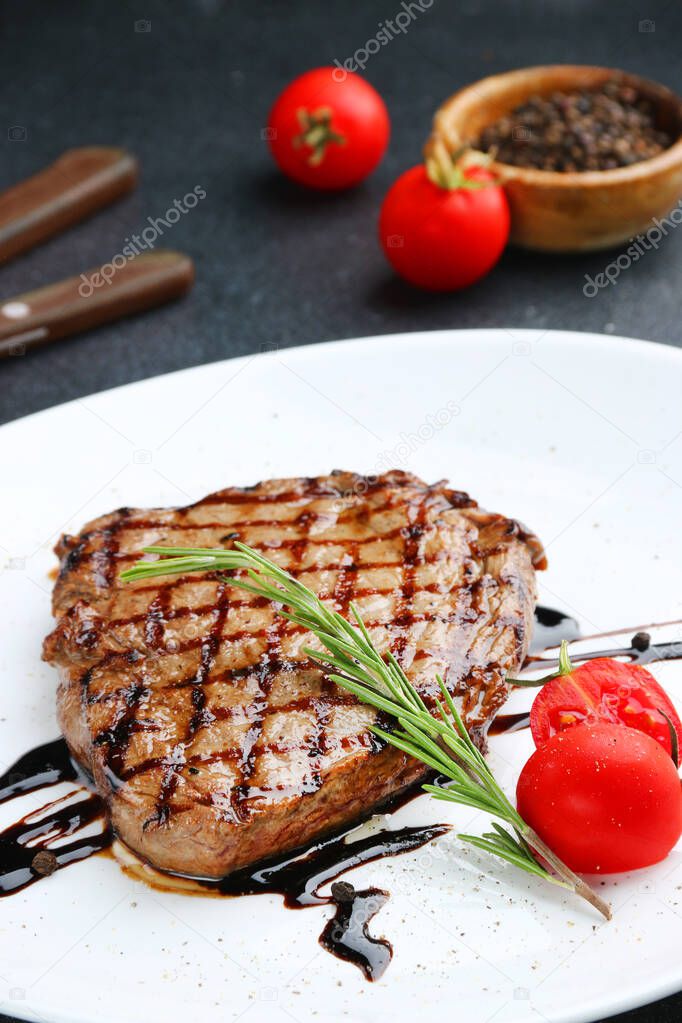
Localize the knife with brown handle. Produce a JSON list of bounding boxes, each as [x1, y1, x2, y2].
[[0, 250, 194, 357], [0, 147, 138, 264]]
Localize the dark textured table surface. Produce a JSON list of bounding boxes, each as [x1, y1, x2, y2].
[[1, 2, 681, 1021]]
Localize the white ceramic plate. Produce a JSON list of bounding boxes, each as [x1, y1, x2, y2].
[[1, 329, 682, 1023]]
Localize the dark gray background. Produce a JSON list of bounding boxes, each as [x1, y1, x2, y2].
[[1, 2, 681, 1021]]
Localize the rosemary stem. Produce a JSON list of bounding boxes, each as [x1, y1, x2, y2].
[[520, 825, 612, 920], [431, 733, 611, 920]]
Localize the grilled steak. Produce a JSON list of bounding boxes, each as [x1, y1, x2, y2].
[[43, 470, 544, 878]]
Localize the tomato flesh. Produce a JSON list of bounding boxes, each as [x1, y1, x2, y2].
[[517, 723, 682, 873], [530, 658, 682, 765]]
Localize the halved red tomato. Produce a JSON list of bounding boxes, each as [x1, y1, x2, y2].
[[530, 654, 682, 765]]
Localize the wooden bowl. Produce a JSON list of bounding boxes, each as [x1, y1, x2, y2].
[[426, 65, 682, 252]]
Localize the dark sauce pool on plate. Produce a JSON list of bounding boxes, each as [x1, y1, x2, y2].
[[529, 605, 581, 655]]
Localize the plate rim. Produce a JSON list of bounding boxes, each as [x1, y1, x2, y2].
[[2, 326, 682, 438]]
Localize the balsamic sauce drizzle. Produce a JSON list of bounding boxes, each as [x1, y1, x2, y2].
[[205, 821, 450, 981], [529, 629, 682, 670], [209, 821, 449, 906], [529, 605, 581, 655], [2, 605, 681, 976], [488, 711, 532, 737], [322, 884, 392, 981], [0, 737, 76, 804], [0, 792, 111, 896], [0, 741, 110, 896]]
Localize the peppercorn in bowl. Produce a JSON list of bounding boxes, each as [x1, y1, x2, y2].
[[426, 65, 682, 252]]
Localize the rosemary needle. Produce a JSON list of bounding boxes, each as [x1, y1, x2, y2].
[[121, 541, 612, 920]]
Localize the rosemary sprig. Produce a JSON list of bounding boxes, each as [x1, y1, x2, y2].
[[121, 543, 611, 920]]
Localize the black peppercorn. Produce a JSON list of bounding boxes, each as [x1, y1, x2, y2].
[[477, 80, 671, 172], [32, 850, 58, 876]]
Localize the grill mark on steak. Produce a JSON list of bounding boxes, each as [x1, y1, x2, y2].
[[331, 538, 360, 616], [72, 559, 496, 692], [108, 566, 474, 611], [58, 484, 484, 579], [144, 589, 171, 650], [147, 583, 231, 829], [306, 537, 361, 788], [51, 481, 541, 563], [394, 489, 431, 665], [43, 471, 543, 878], [229, 618, 287, 820], [94, 528, 119, 588], [95, 691, 387, 789], [93, 681, 155, 781], [91, 592, 487, 669], [227, 514, 321, 819]]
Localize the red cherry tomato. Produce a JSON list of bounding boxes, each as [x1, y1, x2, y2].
[[378, 164, 510, 291], [530, 658, 682, 765], [517, 722, 682, 873], [267, 67, 390, 190]]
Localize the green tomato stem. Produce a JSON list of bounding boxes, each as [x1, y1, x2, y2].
[[424, 138, 492, 191], [558, 639, 574, 676]]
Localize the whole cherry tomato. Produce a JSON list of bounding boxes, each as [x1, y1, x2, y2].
[[517, 722, 682, 874], [267, 67, 390, 190], [530, 649, 682, 765], [378, 162, 510, 291]]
